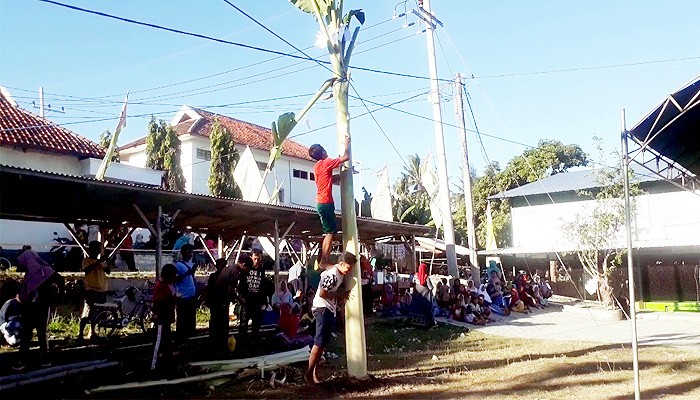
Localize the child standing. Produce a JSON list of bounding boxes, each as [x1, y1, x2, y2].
[[151, 263, 178, 372], [308, 139, 350, 269], [78, 241, 110, 342]]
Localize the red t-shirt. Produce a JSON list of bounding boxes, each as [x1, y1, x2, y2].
[[152, 281, 176, 325], [314, 157, 344, 204]]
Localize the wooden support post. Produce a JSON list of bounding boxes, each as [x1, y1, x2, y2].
[[274, 220, 280, 288]]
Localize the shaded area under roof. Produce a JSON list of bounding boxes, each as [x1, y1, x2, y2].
[[0, 165, 430, 242], [628, 75, 700, 176]]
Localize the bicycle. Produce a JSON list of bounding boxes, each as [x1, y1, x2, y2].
[[0, 246, 11, 270], [91, 281, 155, 338]]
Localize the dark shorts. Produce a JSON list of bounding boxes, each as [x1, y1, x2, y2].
[[313, 307, 336, 347], [316, 203, 337, 234]]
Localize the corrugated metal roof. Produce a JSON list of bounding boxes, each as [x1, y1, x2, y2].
[[0, 164, 431, 241], [489, 167, 659, 200]]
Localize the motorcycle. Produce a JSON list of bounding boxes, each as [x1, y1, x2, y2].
[[50, 232, 84, 272]]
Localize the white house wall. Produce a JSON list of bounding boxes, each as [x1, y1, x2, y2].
[[0, 147, 83, 175], [118, 136, 338, 209], [511, 190, 700, 252]]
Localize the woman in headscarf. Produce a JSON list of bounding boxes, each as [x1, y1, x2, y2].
[[271, 280, 294, 310], [15, 250, 64, 370], [414, 262, 432, 301]]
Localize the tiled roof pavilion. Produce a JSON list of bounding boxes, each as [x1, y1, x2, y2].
[[121, 105, 313, 161], [0, 87, 105, 159]]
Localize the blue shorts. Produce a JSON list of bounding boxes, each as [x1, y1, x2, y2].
[[313, 307, 336, 347], [316, 203, 337, 234]]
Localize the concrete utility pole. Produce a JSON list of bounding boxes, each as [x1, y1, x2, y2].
[[39, 86, 45, 118], [454, 74, 479, 270], [421, 0, 458, 277]]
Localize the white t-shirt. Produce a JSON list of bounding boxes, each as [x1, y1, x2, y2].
[[312, 266, 344, 315]]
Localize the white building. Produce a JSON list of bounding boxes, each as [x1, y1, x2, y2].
[[0, 87, 162, 250], [483, 168, 700, 302], [488, 168, 700, 254], [119, 105, 341, 210]]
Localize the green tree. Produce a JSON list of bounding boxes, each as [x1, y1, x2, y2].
[[97, 129, 119, 162], [473, 140, 589, 248], [392, 154, 432, 225], [145, 117, 186, 191], [208, 119, 241, 198], [563, 139, 642, 309]]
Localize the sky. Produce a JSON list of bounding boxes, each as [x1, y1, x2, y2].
[[2, 0, 699, 200]]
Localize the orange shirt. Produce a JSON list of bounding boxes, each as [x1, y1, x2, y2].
[[313, 157, 344, 204]]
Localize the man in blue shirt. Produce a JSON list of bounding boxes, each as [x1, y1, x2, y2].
[[174, 243, 197, 343]]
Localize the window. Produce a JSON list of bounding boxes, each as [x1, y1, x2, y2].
[[309, 172, 315, 181], [332, 174, 340, 186], [293, 169, 308, 179], [196, 148, 211, 161], [257, 161, 267, 171]]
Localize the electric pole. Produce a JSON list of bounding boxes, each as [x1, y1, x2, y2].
[[39, 86, 45, 118], [421, 0, 458, 277], [454, 73, 479, 270]]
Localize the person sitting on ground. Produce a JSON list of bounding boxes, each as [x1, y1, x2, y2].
[[78, 241, 110, 342], [486, 271, 511, 316], [465, 293, 486, 325], [298, 287, 317, 336], [509, 283, 529, 313], [518, 276, 540, 309], [449, 293, 467, 322], [275, 302, 314, 350], [436, 278, 451, 310], [150, 263, 178, 373], [466, 279, 478, 295], [0, 280, 22, 347], [450, 278, 462, 300], [308, 140, 350, 270], [271, 280, 294, 311], [532, 275, 550, 307], [476, 294, 496, 322], [379, 283, 400, 317]]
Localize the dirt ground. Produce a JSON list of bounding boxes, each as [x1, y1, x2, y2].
[[166, 318, 700, 400]]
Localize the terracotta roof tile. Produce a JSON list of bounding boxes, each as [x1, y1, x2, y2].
[[0, 90, 105, 159], [187, 108, 313, 161]]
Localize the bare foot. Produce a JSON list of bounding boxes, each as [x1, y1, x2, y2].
[[305, 371, 322, 385]]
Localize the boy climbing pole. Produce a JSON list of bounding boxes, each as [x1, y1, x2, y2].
[[308, 137, 350, 270]]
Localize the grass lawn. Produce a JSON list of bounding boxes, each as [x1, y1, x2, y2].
[[213, 317, 700, 400]]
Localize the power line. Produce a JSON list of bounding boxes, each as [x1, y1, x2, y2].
[[289, 88, 433, 139], [472, 56, 700, 79], [222, 0, 335, 77], [39, 0, 450, 83]]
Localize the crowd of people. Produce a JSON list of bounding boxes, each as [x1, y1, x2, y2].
[[1, 236, 557, 385], [374, 263, 554, 327]]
